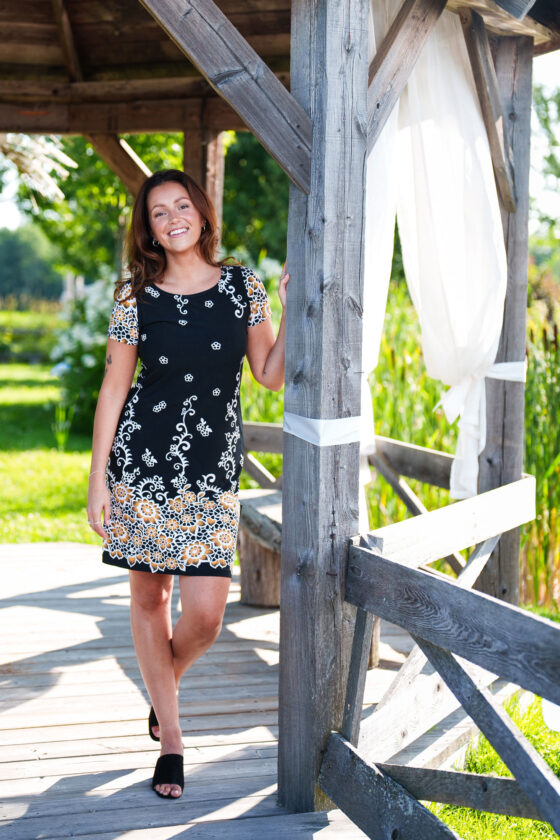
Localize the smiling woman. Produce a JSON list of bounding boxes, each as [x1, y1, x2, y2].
[[85, 168, 289, 800]]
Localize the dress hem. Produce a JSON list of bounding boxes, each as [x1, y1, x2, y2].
[[102, 554, 233, 578]]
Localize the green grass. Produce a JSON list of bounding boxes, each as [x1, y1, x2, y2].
[[0, 363, 95, 544], [430, 695, 560, 839]]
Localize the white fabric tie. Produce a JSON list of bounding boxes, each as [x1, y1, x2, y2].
[[437, 360, 527, 499], [283, 412, 362, 447]]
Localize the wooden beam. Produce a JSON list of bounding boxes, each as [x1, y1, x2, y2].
[[84, 134, 151, 196], [460, 9, 516, 213], [378, 763, 541, 819], [137, 0, 312, 193], [341, 604, 375, 746], [372, 435, 454, 488], [0, 98, 245, 134], [204, 129, 225, 237], [183, 124, 204, 184], [360, 475, 535, 569], [367, 0, 447, 155], [372, 450, 465, 574], [243, 421, 283, 454], [346, 545, 560, 705], [242, 453, 278, 491], [477, 36, 533, 603], [416, 637, 560, 832], [319, 734, 460, 839], [52, 0, 83, 82], [277, 0, 368, 813]]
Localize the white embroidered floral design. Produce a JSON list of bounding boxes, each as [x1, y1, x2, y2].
[[153, 401, 166, 413], [204, 300, 214, 308], [213, 388, 220, 396], [211, 342, 221, 350], [173, 296, 189, 316], [159, 356, 168, 364], [184, 373, 193, 382], [218, 265, 246, 318], [141, 448, 158, 467], [141, 333, 147, 341], [145, 286, 160, 298], [218, 367, 242, 481], [197, 418, 212, 437], [179, 319, 187, 326]]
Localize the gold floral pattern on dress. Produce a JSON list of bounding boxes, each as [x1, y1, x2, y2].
[[107, 283, 139, 346], [241, 269, 272, 326], [133, 499, 160, 524]]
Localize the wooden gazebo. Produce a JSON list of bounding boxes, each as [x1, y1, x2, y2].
[[2, 1, 560, 836]]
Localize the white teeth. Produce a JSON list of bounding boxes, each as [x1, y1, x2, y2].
[[169, 228, 188, 236]]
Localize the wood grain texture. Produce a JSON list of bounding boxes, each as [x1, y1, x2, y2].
[[277, 0, 369, 813], [372, 434, 454, 488], [360, 474, 535, 569], [137, 0, 312, 192], [416, 637, 560, 831], [346, 545, 560, 705], [204, 128, 225, 236], [84, 133, 151, 195], [372, 450, 465, 574], [477, 36, 533, 603], [460, 9, 516, 212], [342, 606, 374, 745], [183, 123, 204, 184], [367, 0, 447, 154], [0, 97, 245, 133], [319, 734, 460, 839], [52, 0, 83, 82], [378, 763, 541, 818], [492, 0, 538, 19]]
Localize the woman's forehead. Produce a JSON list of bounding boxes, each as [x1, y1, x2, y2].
[[147, 182, 191, 210]]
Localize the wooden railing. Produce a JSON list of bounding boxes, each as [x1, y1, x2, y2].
[[317, 474, 560, 837]]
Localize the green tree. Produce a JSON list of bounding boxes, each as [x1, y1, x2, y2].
[[222, 132, 289, 262], [0, 225, 64, 300]]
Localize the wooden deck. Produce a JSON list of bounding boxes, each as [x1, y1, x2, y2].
[[0, 543, 414, 839]]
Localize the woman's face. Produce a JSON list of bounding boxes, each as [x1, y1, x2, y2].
[[147, 181, 205, 255]]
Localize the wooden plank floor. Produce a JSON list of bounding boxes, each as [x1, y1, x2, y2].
[[0, 543, 413, 839]]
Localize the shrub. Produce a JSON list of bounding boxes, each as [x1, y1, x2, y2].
[[50, 277, 114, 434]]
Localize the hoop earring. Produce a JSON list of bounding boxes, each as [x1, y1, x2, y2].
[[202, 222, 207, 232], [152, 238, 159, 247]]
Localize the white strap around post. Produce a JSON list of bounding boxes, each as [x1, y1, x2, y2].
[[283, 412, 362, 447]]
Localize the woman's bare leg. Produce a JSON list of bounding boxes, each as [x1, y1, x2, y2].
[[129, 571, 230, 797], [129, 570, 183, 797]]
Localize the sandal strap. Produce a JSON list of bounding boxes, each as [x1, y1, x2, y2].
[[152, 753, 184, 792]]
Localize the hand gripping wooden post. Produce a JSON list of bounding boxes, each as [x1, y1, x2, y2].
[[277, 0, 369, 813]]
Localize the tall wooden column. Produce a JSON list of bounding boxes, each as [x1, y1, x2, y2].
[[278, 0, 368, 813], [477, 36, 533, 604], [183, 126, 224, 242]]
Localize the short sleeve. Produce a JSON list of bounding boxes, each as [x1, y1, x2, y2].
[[107, 283, 139, 346], [243, 270, 272, 327]]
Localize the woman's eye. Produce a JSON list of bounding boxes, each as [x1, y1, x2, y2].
[[180, 204, 190, 209], [154, 211, 165, 218]]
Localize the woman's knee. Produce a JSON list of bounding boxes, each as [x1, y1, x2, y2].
[[188, 607, 224, 644], [130, 572, 172, 613]]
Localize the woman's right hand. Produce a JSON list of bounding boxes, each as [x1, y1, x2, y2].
[[87, 477, 112, 540]]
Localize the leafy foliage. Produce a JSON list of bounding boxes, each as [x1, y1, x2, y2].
[[0, 225, 64, 301]]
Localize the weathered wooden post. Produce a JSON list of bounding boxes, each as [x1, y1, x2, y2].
[[478, 36, 533, 604], [278, 0, 368, 812]]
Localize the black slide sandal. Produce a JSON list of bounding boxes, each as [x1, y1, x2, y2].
[[152, 753, 184, 798], [148, 706, 160, 742]]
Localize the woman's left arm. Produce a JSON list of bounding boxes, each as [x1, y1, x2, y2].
[[245, 268, 289, 392]]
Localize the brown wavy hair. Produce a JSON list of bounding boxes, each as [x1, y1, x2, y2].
[[116, 169, 222, 301]]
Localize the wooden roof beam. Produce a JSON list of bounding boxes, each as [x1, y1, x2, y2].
[[137, 0, 312, 194], [460, 9, 516, 213], [83, 134, 152, 196], [0, 98, 245, 134], [52, 0, 83, 83], [367, 0, 447, 155]]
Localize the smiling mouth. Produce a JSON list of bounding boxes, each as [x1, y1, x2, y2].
[[168, 228, 189, 237]]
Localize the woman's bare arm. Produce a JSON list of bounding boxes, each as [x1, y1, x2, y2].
[[245, 269, 289, 392], [87, 338, 138, 539]]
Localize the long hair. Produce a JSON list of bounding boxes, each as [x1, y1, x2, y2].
[[116, 169, 221, 301]]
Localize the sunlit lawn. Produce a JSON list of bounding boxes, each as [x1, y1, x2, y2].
[[0, 363, 96, 544]]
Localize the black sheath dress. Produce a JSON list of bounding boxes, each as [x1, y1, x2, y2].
[[101, 263, 271, 577]]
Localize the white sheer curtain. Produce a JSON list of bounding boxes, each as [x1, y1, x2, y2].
[[361, 0, 509, 508]]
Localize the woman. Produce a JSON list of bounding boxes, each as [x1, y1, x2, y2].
[[86, 169, 288, 799]]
